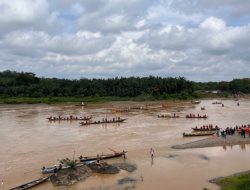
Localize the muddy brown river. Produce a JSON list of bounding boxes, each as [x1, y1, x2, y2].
[[0, 99, 250, 190]]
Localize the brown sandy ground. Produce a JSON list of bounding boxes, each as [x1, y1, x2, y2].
[[172, 133, 250, 149]]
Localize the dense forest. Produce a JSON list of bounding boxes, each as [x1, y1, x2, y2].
[[0, 70, 249, 101]]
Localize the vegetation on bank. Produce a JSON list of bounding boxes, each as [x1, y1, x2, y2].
[[211, 172, 250, 190], [0, 70, 249, 104]]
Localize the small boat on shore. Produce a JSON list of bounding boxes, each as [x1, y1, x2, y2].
[[201, 107, 205, 110], [183, 132, 215, 137], [80, 118, 126, 125], [9, 176, 50, 190], [41, 151, 127, 174], [80, 151, 127, 162], [41, 162, 86, 174], [47, 115, 92, 121]]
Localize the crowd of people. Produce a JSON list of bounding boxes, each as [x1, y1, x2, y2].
[[219, 124, 250, 138]]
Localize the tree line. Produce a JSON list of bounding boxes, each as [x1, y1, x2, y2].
[[0, 70, 249, 99]]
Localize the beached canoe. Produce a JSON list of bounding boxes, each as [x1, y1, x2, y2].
[[41, 151, 126, 174], [41, 162, 90, 174], [183, 132, 215, 137], [80, 151, 127, 162], [9, 176, 49, 190]]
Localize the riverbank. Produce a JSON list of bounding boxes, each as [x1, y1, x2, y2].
[[210, 170, 250, 190], [0, 93, 244, 104], [172, 134, 250, 149]]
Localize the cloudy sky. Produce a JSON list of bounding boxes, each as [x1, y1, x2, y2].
[[0, 0, 249, 81]]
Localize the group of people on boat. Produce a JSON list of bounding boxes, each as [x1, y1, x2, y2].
[[186, 113, 207, 118], [158, 113, 179, 118], [80, 117, 124, 125], [212, 101, 222, 104], [193, 124, 219, 130], [48, 115, 91, 121]]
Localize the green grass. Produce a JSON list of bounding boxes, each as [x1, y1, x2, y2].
[[215, 173, 250, 190]]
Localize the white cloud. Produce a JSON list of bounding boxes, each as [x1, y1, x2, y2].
[[200, 17, 226, 31], [0, 0, 249, 81]]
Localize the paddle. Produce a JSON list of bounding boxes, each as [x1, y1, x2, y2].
[[108, 148, 118, 153]]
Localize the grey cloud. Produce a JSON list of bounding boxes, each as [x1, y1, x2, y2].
[[77, 0, 151, 33], [170, 0, 250, 24], [0, 30, 115, 57]]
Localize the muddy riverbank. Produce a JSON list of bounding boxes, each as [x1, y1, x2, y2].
[[172, 134, 250, 149]]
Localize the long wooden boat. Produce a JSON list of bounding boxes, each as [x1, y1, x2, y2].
[[80, 118, 126, 125], [41, 162, 86, 174], [158, 115, 180, 118], [192, 100, 201, 104], [47, 115, 92, 121], [80, 151, 127, 162], [192, 127, 219, 131], [212, 102, 222, 104], [9, 176, 50, 190], [183, 132, 215, 137], [186, 115, 207, 119], [41, 151, 127, 174]]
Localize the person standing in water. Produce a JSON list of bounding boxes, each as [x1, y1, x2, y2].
[[150, 148, 155, 158]]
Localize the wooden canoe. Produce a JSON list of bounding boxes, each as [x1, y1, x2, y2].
[[183, 132, 215, 137], [192, 128, 219, 131], [9, 176, 49, 190], [41, 162, 86, 174], [80, 118, 126, 125], [41, 151, 126, 174], [47, 116, 92, 121], [158, 115, 180, 118], [186, 115, 207, 119], [80, 151, 127, 162]]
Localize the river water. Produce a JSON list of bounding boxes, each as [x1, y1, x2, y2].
[[0, 99, 250, 190]]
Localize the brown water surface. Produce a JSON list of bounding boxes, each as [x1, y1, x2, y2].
[[0, 99, 250, 190]]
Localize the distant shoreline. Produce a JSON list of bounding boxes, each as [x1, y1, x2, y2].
[[0, 95, 246, 105]]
